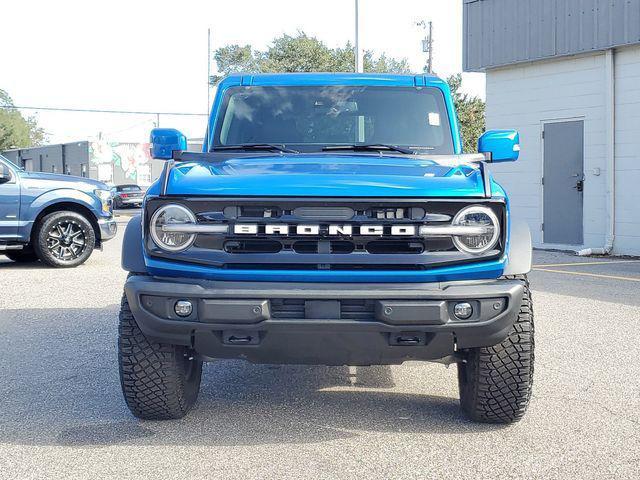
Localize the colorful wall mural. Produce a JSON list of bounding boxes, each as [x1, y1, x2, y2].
[[89, 141, 161, 187]]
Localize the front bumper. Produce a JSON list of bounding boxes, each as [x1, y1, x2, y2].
[[124, 276, 524, 366], [98, 218, 118, 241]]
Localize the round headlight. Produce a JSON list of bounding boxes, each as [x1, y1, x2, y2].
[[451, 205, 500, 255], [150, 204, 196, 252]]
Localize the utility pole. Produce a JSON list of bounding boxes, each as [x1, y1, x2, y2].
[[417, 20, 433, 73], [355, 0, 364, 73], [207, 28, 211, 114]]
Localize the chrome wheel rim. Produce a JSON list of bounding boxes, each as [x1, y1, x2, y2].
[[46, 220, 87, 261]]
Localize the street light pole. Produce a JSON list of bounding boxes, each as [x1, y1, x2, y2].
[[207, 28, 211, 114], [427, 21, 433, 74], [417, 20, 434, 74], [355, 0, 363, 73]]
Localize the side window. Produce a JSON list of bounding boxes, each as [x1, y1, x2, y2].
[[0, 160, 14, 184]]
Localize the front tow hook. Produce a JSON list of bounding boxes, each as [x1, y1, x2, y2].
[[390, 333, 427, 346], [222, 331, 260, 345]]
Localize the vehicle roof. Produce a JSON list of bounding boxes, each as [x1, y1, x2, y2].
[[217, 72, 446, 88]]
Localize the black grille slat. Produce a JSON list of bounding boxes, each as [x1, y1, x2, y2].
[[270, 299, 375, 320], [366, 240, 424, 254], [340, 299, 375, 320], [292, 240, 355, 254], [271, 299, 305, 319], [224, 240, 282, 254]]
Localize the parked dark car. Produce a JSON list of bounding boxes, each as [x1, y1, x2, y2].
[[0, 154, 117, 267], [111, 184, 144, 209]]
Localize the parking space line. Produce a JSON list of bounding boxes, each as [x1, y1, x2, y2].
[[532, 267, 640, 282], [533, 260, 640, 268]]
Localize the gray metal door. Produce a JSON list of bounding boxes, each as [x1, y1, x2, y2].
[[543, 121, 584, 245]]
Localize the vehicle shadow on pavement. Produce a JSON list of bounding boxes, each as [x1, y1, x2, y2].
[[0, 306, 503, 449], [0, 259, 97, 271], [0, 258, 44, 269]]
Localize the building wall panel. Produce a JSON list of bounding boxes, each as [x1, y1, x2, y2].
[[613, 45, 640, 255], [464, 0, 640, 71], [485, 45, 640, 255], [485, 52, 608, 249]]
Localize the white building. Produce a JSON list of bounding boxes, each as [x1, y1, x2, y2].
[[464, 0, 640, 256]]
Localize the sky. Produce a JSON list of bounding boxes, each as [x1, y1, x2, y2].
[[0, 0, 484, 145]]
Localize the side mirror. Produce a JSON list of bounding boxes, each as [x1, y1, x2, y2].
[[150, 128, 188, 160], [0, 165, 11, 184], [478, 129, 520, 162]]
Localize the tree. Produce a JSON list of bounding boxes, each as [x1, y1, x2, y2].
[[214, 32, 410, 75], [0, 89, 46, 150], [447, 74, 485, 153]]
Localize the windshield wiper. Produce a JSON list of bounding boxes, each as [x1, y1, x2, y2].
[[212, 143, 299, 154], [322, 144, 415, 154]]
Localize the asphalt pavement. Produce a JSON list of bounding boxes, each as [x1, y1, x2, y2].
[[0, 221, 638, 479]]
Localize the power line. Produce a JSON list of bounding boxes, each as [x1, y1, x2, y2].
[[102, 118, 156, 136], [0, 105, 208, 116]]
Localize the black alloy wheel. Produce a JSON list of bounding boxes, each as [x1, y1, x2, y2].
[[46, 219, 87, 261], [33, 211, 96, 268]]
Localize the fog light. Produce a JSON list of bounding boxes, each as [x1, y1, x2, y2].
[[174, 300, 193, 317], [453, 302, 473, 320]]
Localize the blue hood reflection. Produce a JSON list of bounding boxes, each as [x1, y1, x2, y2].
[[165, 154, 486, 197]]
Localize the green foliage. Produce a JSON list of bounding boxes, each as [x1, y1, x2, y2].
[[447, 74, 485, 153], [214, 32, 410, 75], [213, 45, 261, 75], [0, 89, 46, 150]]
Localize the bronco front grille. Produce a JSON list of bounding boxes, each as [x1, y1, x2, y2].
[[145, 197, 506, 271]]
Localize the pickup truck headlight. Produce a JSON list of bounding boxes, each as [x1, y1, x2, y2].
[[94, 189, 113, 214], [451, 205, 500, 255], [150, 204, 197, 252]]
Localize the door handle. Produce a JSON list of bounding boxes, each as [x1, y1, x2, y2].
[[574, 180, 584, 192]]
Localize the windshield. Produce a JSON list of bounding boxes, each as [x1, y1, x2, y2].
[[212, 86, 454, 154], [0, 155, 23, 170]]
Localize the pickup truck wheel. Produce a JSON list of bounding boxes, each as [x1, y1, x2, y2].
[[33, 211, 95, 268], [118, 293, 202, 420], [5, 249, 39, 263], [457, 275, 534, 423]]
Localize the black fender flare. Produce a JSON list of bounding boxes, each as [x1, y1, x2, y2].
[[503, 220, 532, 276], [121, 215, 147, 273]]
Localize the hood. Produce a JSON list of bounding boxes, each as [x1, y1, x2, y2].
[[165, 154, 487, 198], [22, 171, 108, 191]]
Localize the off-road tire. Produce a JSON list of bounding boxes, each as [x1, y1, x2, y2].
[[5, 249, 39, 263], [33, 211, 95, 268], [118, 292, 203, 420], [457, 274, 534, 423]]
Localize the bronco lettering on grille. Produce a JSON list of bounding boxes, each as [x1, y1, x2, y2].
[[233, 224, 418, 236]]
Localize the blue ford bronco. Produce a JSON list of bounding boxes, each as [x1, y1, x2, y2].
[[0, 155, 117, 267], [119, 73, 533, 423]]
